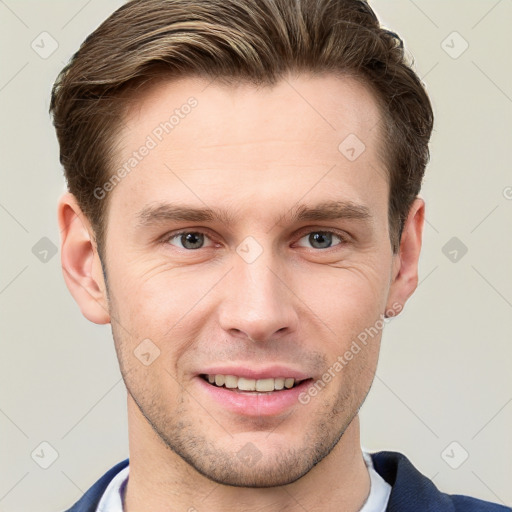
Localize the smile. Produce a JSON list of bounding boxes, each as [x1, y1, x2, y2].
[[201, 374, 306, 392], [196, 367, 313, 415]]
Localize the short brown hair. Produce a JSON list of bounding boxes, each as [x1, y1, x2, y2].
[[50, 0, 434, 257]]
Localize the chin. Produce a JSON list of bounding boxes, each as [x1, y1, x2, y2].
[[167, 428, 341, 489], [191, 454, 314, 488]]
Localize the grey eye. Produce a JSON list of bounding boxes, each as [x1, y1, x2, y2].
[[309, 232, 332, 249], [297, 231, 343, 249], [169, 232, 206, 249]]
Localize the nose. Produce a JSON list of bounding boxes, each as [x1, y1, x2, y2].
[[217, 249, 299, 343]]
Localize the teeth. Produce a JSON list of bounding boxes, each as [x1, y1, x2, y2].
[[274, 378, 285, 390], [256, 378, 274, 392], [205, 374, 300, 392], [238, 377, 256, 391], [224, 375, 238, 388]]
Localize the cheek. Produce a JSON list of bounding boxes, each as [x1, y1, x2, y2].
[[297, 262, 389, 335], [107, 263, 220, 374], [108, 260, 202, 329], [110, 302, 189, 413], [294, 263, 389, 390]]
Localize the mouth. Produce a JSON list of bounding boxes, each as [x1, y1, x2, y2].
[[195, 366, 314, 416], [200, 373, 310, 393]]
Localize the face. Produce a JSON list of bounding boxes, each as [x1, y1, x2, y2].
[[75, 74, 416, 487]]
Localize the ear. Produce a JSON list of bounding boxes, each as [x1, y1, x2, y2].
[[57, 192, 111, 324], [385, 197, 425, 316]]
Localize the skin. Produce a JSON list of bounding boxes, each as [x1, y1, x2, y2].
[[58, 73, 424, 512]]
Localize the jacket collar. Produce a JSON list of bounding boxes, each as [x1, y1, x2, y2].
[[66, 459, 129, 512], [371, 451, 455, 511]]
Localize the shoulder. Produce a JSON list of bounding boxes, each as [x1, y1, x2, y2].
[[370, 451, 510, 512], [450, 494, 511, 512], [63, 459, 129, 512]]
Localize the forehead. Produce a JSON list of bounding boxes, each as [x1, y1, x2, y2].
[[121, 72, 384, 153], [110, 73, 388, 222]]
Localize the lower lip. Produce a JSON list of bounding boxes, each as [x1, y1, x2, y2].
[[195, 376, 312, 416]]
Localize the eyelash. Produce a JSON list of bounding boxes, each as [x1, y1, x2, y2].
[[161, 228, 349, 250]]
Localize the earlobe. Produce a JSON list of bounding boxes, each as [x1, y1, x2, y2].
[[385, 197, 425, 316], [57, 192, 111, 325]]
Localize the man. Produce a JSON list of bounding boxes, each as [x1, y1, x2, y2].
[[50, 0, 509, 511]]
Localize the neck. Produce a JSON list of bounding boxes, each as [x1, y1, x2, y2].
[[124, 396, 370, 512]]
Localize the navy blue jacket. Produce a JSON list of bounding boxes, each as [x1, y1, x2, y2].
[[64, 451, 510, 511]]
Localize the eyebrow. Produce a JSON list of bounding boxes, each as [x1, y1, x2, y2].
[[135, 200, 372, 228], [292, 201, 371, 223]]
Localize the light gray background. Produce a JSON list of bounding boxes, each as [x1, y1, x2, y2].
[[1, 1, 511, 511]]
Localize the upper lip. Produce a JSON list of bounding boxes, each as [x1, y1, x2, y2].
[[198, 365, 311, 381]]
